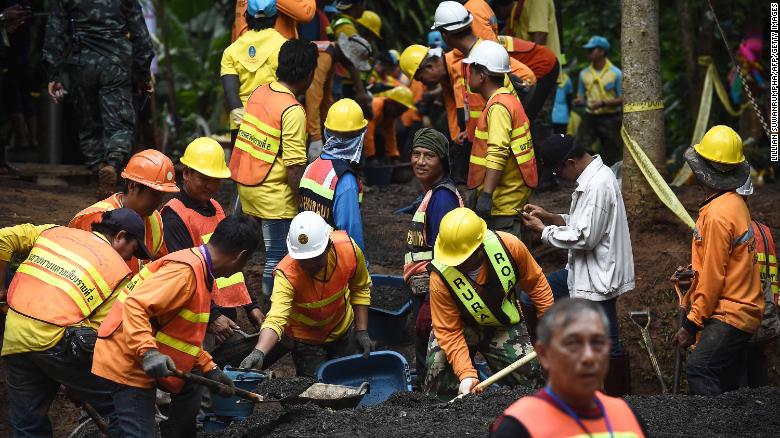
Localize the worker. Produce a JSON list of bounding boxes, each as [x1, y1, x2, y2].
[[521, 134, 634, 395], [494, 0, 561, 58], [239, 211, 374, 377], [573, 36, 624, 166], [463, 41, 537, 237], [43, 0, 154, 198], [230, 40, 318, 296], [496, 35, 559, 122], [92, 214, 262, 437], [221, 0, 288, 143], [300, 99, 367, 255], [365, 86, 416, 163], [490, 299, 647, 438], [306, 34, 373, 160], [674, 126, 762, 395], [69, 149, 179, 274], [457, 0, 498, 41], [160, 138, 263, 348], [326, 0, 365, 39], [738, 179, 778, 306], [370, 51, 404, 91], [552, 60, 574, 135], [425, 208, 553, 397], [403, 128, 463, 382], [355, 9, 382, 41], [232, 0, 315, 41], [1, 209, 151, 436]]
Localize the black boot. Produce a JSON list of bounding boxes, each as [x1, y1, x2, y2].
[[603, 352, 631, 396]]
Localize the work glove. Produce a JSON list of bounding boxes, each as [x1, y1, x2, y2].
[[230, 107, 246, 126], [205, 367, 236, 397], [141, 349, 175, 378], [308, 139, 323, 162], [458, 377, 479, 396], [475, 192, 493, 219], [355, 330, 375, 359], [408, 272, 430, 296], [239, 348, 265, 370]]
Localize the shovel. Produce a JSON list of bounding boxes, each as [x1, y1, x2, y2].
[[670, 268, 695, 394], [449, 350, 537, 402], [172, 369, 266, 402], [629, 310, 667, 393]]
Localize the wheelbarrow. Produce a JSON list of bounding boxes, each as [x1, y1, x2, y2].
[[629, 310, 667, 393], [317, 351, 411, 407]]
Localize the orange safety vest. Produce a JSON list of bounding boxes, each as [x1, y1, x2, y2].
[[7, 227, 131, 327], [502, 391, 646, 437], [274, 231, 358, 344], [98, 248, 212, 393], [230, 84, 300, 186], [161, 198, 251, 307], [402, 181, 463, 283], [497, 35, 558, 79], [753, 220, 778, 305], [299, 158, 363, 228], [69, 193, 165, 274], [468, 90, 538, 189]]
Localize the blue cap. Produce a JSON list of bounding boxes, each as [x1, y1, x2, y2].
[[583, 36, 610, 50], [247, 0, 277, 18], [427, 31, 445, 48]]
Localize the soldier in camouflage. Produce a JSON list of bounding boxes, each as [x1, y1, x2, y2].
[[43, 0, 154, 197]]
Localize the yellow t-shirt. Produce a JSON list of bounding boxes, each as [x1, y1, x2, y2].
[[479, 89, 532, 216], [262, 238, 371, 342], [237, 82, 308, 219], [513, 0, 561, 58]]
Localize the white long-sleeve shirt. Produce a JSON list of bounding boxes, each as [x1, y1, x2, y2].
[[540, 155, 635, 301]]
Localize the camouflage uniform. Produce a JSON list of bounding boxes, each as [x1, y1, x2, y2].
[[423, 323, 535, 398], [42, 0, 153, 169]]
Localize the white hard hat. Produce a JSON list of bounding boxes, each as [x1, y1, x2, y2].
[[462, 40, 512, 74], [736, 175, 754, 196], [287, 211, 333, 260], [431, 1, 473, 32]]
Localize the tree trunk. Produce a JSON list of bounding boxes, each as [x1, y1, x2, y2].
[[675, 0, 698, 116], [621, 0, 665, 226]]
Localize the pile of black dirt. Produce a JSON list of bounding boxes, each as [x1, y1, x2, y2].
[[254, 377, 316, 400], [371, 285, 410, 311]]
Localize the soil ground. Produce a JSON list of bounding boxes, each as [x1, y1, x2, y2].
[[0, 171, 778, 436]]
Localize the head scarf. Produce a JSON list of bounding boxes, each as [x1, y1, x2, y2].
[[323, 128, 366, 163]]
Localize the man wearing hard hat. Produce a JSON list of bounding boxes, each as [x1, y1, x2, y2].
[[365, 86, 417, 162], [356, 10, 382, 41], [69, 149, 180, 274], [299, 99, 368, 254], [239, 211, 374, 377], [425, 208, 553, 398], [674, 125, 763, 395]]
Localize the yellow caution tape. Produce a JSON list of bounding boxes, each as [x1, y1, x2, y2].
[[623, 101, 664, 113], [621, 125, 696, 229]]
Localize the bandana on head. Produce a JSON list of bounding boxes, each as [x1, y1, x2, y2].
[[323, 128, 366, 163]]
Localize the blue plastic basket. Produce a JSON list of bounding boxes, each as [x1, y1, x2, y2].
[[317, 351, 412, 407], [210, 366, 264, 417], [369, 274, 412, 345]]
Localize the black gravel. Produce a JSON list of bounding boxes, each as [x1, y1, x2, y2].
[[371, 285, 409, 311], [254, 377, 316, 400]]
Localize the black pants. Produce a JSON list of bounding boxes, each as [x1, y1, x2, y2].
[[524, 61, 560, 122], [576, 112, 623, 166], [686, 319, 752, 395]]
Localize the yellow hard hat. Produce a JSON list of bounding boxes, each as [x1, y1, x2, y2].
[[324, 98, 368, 132], [385, 86, 415, 110], [433, 208, 487, 266], [179, 137, 231, 179], [400, 45, 430, 80], [693, 125, 745, 165], [356, 10, 382, 39]]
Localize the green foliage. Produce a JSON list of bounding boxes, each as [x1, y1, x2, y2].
[[368, 0, 438, 50]]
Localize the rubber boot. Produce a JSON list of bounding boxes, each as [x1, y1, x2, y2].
[[97, 163, 117, 200], [603, 352, 631, 396]]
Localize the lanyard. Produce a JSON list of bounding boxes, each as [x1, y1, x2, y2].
[[543, 387, 613, 438], [198, 244, 216, 284]]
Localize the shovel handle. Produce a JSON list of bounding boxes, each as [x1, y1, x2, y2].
[[672, 307, 686, 394], [449, 351, 538, 402], [172, 369, 264, 402], [82, 402, 110, 436]]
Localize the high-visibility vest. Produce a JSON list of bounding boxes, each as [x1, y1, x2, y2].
[[7, 227, 131, 327], [497, 35, 557, 79], [160, 198, 251, 308], [429, 230, 522, 326], [98, 248, 212, 393], [468, 90, 538, 189], [502, 391, 645, 437], [274, 231, 358, 343], [325, 15, 355, 40], [402, 181, 463, 282], [753, 220, 778, 304], [299, 158, 363, 228], [229, 84, 300, 186], [69, 193, 165, 274]]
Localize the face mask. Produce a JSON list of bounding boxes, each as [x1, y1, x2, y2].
[[323, 128, 367, 163]]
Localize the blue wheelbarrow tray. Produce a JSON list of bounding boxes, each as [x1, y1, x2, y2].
[[317, 351, 412, 407], [368, 274, 412, 345]]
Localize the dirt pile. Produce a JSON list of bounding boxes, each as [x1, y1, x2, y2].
[[255, 377, 316, 400], [371, 285, 410, 311]]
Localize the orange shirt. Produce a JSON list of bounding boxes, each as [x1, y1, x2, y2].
[[464, 0, 498, 41], [365, 97, 399, 158], [444, 51, 464, 140], [92, 262, 216, 389], [429, 232, 553, 380], [400, 80, 425, 127], [686, 192, 763, 333], [232, 0, 316, 41]]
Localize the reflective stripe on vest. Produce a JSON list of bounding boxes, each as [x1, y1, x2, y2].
[[754, 221, 779, 301], [430, 230, 520, 326], [229, 84, 298, 186], [7, 227, 130, 327], [467, 91, 538, 189], [97, 248, 212, 393], [299, 158, 364, 228], [274, 231, 358, 343]]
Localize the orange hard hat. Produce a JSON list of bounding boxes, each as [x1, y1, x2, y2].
[[121, 149, 180, 192]]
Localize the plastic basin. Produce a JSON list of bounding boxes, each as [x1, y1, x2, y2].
[[210, 366, 264, 417], [364, 165, 393, 186], [317, 351, 412, 407], [369, 274, 412, 345]]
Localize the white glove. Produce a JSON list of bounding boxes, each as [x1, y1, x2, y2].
[[308, 139, 323, 162], [231, 107, 246, 126], [458, 377, 478, 395]]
